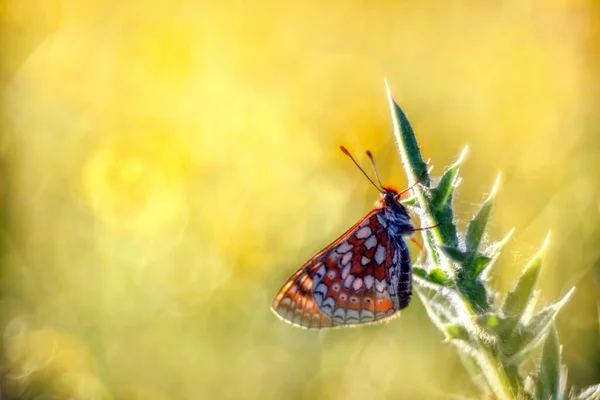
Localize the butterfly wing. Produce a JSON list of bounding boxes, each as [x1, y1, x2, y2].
[[272, 209, 410, 328]]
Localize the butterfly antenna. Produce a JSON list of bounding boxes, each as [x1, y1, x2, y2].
[[340, 146, 384, 193], [365, 150, 384, 189], [397, 170, 427, 198]]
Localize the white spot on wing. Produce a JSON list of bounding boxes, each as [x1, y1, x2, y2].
[[322, 296, 335, 312], [333, 308, 346, 322], [343, 274, 355, 288], [341, 252, 353, 266], [360, 309, 374, 321], [364, 275, 374, 289], [315, 283, 328, 296], [376, 213, 387, 228], [361, 256, 371, 265], [364, 235, 377, 249], [352, 277, 363, 290], [336, 241, 352, 254], [314, 292, 324, 306], [387, 283, 395, 295], [375, 244, 386, 265], [341, 265, 351, 279], [375, 279, 386, 293], [316, 264, 326, 279], [346, 309, 360, 321], [356, 226, 372, 239]]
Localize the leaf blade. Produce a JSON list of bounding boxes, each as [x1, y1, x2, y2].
[[385, 81, 430, 188], [502, 233, 551, 318], [465, 174, 501, 253], [536, 324, 562, 400]]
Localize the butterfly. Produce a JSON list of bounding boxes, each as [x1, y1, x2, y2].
[[272, 146, 435, 329]]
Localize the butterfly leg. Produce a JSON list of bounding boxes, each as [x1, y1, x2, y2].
[[409, 236, 424, 256]]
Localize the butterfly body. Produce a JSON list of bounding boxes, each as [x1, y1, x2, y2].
[[272, 187, 417, 329]]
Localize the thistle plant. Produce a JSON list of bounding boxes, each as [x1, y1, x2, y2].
[[385, 83, 599, 400]]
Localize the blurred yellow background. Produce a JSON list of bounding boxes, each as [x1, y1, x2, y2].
[[1, 0, 599, 399]]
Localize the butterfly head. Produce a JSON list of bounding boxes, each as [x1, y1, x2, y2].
[[339, 146, 421, 236], [378, 187, 414, 236]]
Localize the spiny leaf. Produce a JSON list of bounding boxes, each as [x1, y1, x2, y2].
[[503, 233, 551, 318], [431, 146, 467, 210], [399, 195, 419, 206], [413, 266, 428, 280], [439, 244, 468, 263], [428, 268, 451, 285], [428, 198, 460, 248], [474, 313, 503, 329], [508, 288, 575, 362], [414, 280, 457, 328], [457, 276, 489, 312], [465, 173, 501, 253], [443, 323, 470, 341], [386, 81, 458, 270], [413, 266, 451, 286], [386, 80, 430, 188], [479, 228, 515, 281], [536, 324, 562, 400], [488, 228, 515, 259], [471, 255, 492, 277]]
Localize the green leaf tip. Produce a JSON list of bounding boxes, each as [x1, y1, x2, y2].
[[478, 228, 515, 281], [491, 228, 515, 258], [385, 80, 430, 187], [503, 232, 551, 318], [465, 173, 501, 253], [438, 244, 468, 264], [536, 324, 562, 400], [507, 287, 575, 362], [431, 146, 468, 211], [471, 255, 493, 277]]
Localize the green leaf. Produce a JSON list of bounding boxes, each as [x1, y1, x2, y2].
[[488, 228, 515, 259], [465, 174, 500, 253], [471, 255, 492, 277], [413, 277, 460, 325], [536, 324, 562, 400], [474, 313, 503, 329], [508, 288, 574, 361], [503, 233, 550, 318], [428, 268, 450, 285], [399, 195, 419, 206], [478, 228, 515, 280], [412, 266, 428, 279], [438, 245, 468, 263], [443, 323, 470, 341], [457, 277, 489, 312], [386, 81, 430, 188], [412, 266, 451, 286], [386, 81, 457, 271], [431, 146, 467, 211]]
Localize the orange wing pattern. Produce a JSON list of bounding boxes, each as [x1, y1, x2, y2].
[[272, 209, 409, 329]]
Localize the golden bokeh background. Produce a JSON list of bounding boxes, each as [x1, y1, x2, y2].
[[1, 1, 599, 399]]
